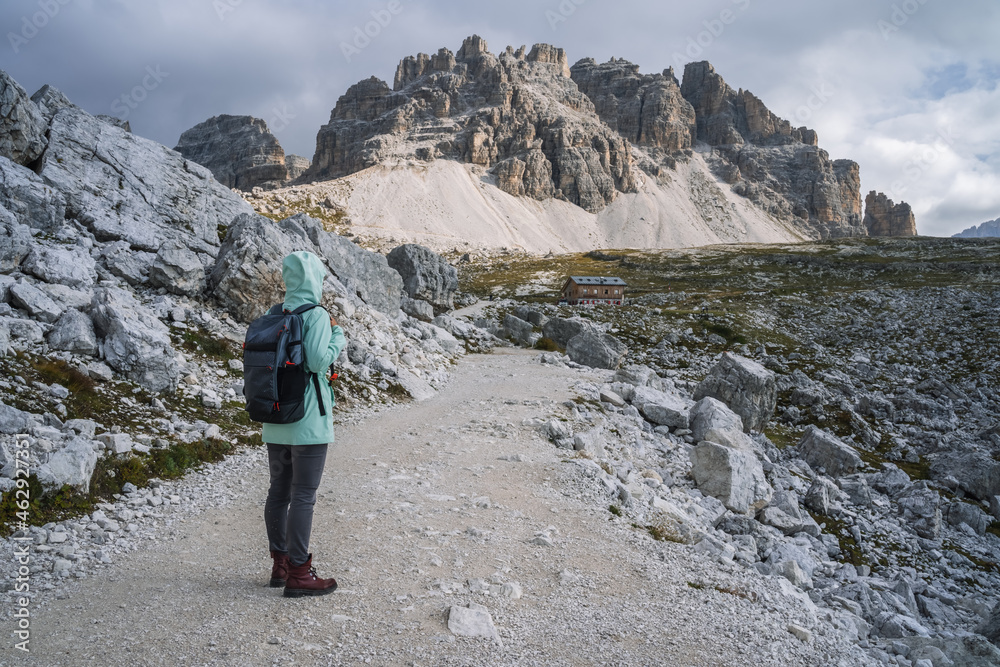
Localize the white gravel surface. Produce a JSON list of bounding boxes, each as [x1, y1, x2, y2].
[[12, 349, 868, 666]]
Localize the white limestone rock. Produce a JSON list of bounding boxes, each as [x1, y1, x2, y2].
[[9, 279, 64, 323], [47, 308, 99, 356], [23, 244, 98, 288], [447, 603, 501, 643], [690, 440, 772, 513], [797, 425, 863, 477], [147, 246, 207, 296], [693, 352, 777, 432], [38, 105, 253, 255], [0, 70, 47, 166], [89, 286, 181, 393], [0, 156, 66, 232], [36, 436, 98, 491]]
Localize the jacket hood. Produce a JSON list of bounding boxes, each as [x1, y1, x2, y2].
[[282, 251, 326, 308]]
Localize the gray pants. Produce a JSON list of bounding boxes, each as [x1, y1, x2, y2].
[[264, 443, 328, 566]]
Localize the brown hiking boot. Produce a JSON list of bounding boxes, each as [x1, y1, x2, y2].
[[269, 551, 290, 588], [283, 554, 337, 598]]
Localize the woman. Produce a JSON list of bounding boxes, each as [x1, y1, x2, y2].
[[263, 250, 346, 598]]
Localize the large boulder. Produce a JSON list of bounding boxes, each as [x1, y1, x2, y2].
[[694, 352, 776, 433], [400, 295, 435, 322], [542, 316, 595, 348], [46, 308, 99, 356], [147, 246, 207, 296], [22, 244, 97, 288], [210, 213, 403, 322], [209, 213, 306, 322], [298, 215, 403, 317], [942, 500, 991, 536], [758, 490, 821, 537], [0, 205, 31, 272], [0, 70, 47, 166], [980, 602, 1000, 647], [0, 403, 35, 435], [36, 437, 98, 491], [99, 241, 156, 287], [502, 313, 537, 346], [896, 482, 942, 539], [689, 397, 746, 445], [690, 440, 773, 513], [631, 386, 692, 429], [566, 331, 627, 370], [38, 106, 253, 255], [0, 156, 67, 232], [797, 425, 863, 477], [9, 280, 64, 323], [386, 244, 458, 314], [89, 287, 180, 393], [930, 452, 1000, 501]]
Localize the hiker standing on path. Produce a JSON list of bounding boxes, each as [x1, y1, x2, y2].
[[261, 251, 346, 598]]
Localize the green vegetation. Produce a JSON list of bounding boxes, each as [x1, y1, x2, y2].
[[534, 337, 561, 352], [0, 433, 263, 533], [177, 327, 239, 362]]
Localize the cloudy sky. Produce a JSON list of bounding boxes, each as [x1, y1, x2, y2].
[[1, 0, 998, 236]]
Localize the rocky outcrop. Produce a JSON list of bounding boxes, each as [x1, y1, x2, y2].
[[174, 115, 289, 191], [0, 70, 47, 166], [386, 244, 458, 314], [570, 58, 695, 154], [864, 191, 918, 237], [693, 353, 776, 433], [47, 308, 99, 356], [797, 426, 862, 477], [35, 436, 98, 491], [89, 287, 181, 393], [210, 212, 403, 322], [690, 440, 772, 513], [284, 154, 310, 181], [39, 106, 253, 255], [304, 36, 637, 213], [147, 246, 207, 297], [566, 330, 628, 369], [677, 62, 866, 239], [0, 156, 66, 233], [953, 217, 1000, 239], [681, 62, 816, 147]]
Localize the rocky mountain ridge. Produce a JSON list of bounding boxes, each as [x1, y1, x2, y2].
[[954, 217, 1000, 239], [286, 36, 904, 247]]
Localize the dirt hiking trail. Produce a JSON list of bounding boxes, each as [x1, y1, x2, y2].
[[15, 349, 854, 666]]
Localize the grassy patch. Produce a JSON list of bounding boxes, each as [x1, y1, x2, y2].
[[534, 337, 561, 352], [178, 328, 239, 362], [609, 504, 622, 517], [0, 434, 263, 534], [714, 585, 759, 602], [810, 511, 866, 567]]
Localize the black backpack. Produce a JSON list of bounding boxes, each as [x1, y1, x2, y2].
[[242, 303, 327, 424]]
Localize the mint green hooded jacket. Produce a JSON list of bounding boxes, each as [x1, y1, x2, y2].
[[261, 251, 347, 446]]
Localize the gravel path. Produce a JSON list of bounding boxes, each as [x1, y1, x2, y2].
[[15, 349, 865, 666]]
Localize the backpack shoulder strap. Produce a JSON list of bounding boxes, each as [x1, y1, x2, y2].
[[290, 303, 321, 315]]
